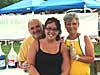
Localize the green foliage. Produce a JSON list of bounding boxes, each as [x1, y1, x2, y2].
[[94, 43, 100, 55], [1, 41, 100, 56], [1, 44, 11, 58], [1, 41, 21, 55], [1, 41, 21, 63], [0, 41, 99, 74], [0, 41, 100, 64], [13, 41, 21, 54], [0, 0, 22, 9]]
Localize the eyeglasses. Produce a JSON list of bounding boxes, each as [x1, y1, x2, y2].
[[45, 27, 58, 31]]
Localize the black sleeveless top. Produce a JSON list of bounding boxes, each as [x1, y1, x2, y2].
[[35, 40, 62, 75]]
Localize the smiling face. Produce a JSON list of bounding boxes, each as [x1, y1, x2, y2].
[[45, 22, 59, 40], [65, 18, 79, 35], [28, 19, 43, 39], [44, 17, 61, 41], [63, 13, 79, 36]]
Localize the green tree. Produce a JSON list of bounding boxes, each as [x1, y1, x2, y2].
[[0, 0, 22, 9]]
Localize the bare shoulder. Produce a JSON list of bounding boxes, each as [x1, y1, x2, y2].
[[84, 35, 94, 50], [84, 35, 92, 44], [31, 39, 38, 45], [60, 42, 69, 53], [84, 35, 90, 41], [30, 39, 39, 52]]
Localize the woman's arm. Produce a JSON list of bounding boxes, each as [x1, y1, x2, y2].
[[61, 42, 70, 75], [27, 40, 40, 75], [78, 35, 95, 64]]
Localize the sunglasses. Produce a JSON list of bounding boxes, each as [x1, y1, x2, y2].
[[45, 27, 58, 31]]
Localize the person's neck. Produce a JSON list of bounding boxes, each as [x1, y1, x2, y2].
[[68, 33, 80, 40], [45, 38, 56, 43], [33, 35, 42, 40]]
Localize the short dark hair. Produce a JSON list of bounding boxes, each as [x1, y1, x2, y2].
[[44, 17, 62, 41]]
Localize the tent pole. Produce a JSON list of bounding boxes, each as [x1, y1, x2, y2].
[[83, 0, 86, 13]]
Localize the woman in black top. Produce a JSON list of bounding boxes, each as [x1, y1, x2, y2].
[[27, 17, 70, 75]]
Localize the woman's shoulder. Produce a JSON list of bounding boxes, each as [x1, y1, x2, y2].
[[83, 35, 90, 41], [31, 39, 39, 48], [79, 34, 89, 38], [60, 41, 69, 52]]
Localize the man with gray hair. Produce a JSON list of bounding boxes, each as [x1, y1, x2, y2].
[[18, 19, 44, 71]]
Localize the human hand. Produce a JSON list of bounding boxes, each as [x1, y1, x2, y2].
[[70, 49, 80, 60], [70, 47, 76, 59], [21, 61, 30, 72], [70, 44, 80, 60]]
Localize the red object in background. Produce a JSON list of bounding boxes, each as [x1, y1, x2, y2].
[[8, 59, 14, 62], [17, 61, 21, 68]]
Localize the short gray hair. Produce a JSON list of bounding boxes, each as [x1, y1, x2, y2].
[[63, 12, 79, 22]]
